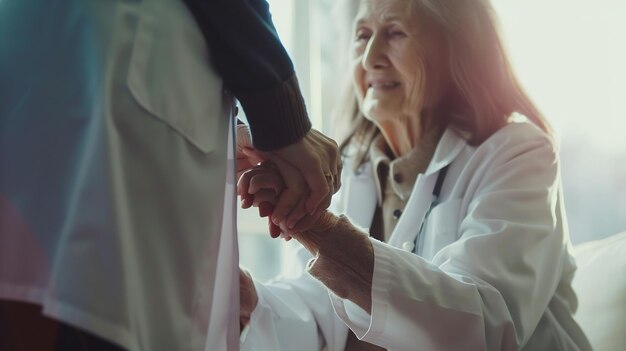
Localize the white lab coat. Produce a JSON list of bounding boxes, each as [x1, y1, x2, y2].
[[0, 0, 239, 350], [241, 117, 592, 351]]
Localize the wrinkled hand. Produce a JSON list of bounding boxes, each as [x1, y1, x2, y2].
[[243, 129, 341, 233], [239, 159, 342, 239], [238, 157, 326, 237], [289, 211, 339, 255], [237, 163, 285, 238], [239, 268, 258, 330]]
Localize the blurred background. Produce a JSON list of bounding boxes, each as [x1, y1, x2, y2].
[[239, 0, 626, 282]]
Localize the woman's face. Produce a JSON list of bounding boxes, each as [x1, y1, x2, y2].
[[351, 0, 447, 125]]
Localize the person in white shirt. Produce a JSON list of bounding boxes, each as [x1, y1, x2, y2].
[[237, 0, 593, 350], [0, 0, 339, 350]]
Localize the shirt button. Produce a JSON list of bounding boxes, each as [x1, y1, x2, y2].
[[402, 241, 415, 252], [393, 173, 403, 183], [393, 209, 402, 219]]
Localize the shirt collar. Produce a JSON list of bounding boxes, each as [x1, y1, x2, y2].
[[424, 127, 468, 176], [368, 126, 447, 204]]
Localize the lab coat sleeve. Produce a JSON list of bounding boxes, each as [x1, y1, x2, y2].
[[330, 127, 566, 350], [240, 246, 349, 351]]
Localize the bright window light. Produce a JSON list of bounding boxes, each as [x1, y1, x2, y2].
[[493, 0, 626, 152], [493, 0, 626, 243]]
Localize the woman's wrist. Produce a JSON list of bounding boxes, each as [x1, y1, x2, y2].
[[291, 211, 339, 255], [301, 215, 375, 313]]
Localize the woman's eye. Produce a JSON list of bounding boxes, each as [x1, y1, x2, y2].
[[388, 30, 406, 38], [355, 30, 371, 42]]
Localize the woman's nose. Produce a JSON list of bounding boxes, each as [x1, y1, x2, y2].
[[362, 34, 389, 71]]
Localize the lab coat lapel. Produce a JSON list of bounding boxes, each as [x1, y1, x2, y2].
[[387, 128, 467, 249], [386, 173, 436, 248], [424, 128, 467, 177]]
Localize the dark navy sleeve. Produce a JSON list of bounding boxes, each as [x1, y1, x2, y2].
[[181, 0, 311, 151]]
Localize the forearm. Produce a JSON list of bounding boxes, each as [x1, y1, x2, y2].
[[181, 0, 291, 92], [180, 0, 311, 150], [293, 215, 375, 313]]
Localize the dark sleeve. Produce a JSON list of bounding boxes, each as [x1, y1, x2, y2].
[[181, 0, 311, 151]]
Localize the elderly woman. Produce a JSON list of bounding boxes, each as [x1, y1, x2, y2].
[[237, 0, 592, 350]]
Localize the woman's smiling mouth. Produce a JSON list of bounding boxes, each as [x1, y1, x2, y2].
[[368, 81, 401, 91]]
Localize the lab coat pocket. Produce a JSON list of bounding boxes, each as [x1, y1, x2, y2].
[[126, 0, 225, 154], [419, 199, 463, 260]]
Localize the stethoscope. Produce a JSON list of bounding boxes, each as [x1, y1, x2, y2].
[[412, 165, 449, 254]]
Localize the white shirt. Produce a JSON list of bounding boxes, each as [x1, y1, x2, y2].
[[0, 0, 238, 349]]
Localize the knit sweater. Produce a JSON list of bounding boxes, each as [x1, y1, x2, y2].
[[181, 0, 311, 151]]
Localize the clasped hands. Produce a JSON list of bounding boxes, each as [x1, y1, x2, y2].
[[236, 124, 342, 237], [237, 160, 339, 240]]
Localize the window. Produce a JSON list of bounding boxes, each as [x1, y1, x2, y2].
[[492, 0, 626, 243]]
